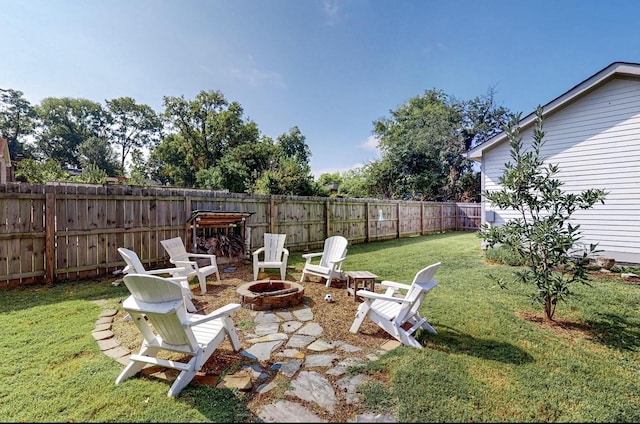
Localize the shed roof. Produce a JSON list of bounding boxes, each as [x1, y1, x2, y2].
[[467, 62, 640, 160]]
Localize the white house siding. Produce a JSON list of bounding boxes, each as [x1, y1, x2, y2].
[[481, 78, 640, 264]]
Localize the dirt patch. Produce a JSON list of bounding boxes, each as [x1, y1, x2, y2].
[[111, 260, 395, 422], [518, 311, 594, 341]]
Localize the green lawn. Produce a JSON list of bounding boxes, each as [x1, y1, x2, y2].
[[2, 231, 639, 422]]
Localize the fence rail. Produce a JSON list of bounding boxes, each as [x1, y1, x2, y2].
[[0, 183, 481, 288]]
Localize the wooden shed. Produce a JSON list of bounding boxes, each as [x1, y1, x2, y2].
[[186, 210, 254, 264]]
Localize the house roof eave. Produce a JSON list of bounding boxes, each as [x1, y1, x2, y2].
[[466, 61, 640, 161]]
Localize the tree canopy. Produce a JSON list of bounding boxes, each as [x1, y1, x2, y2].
[[2, 84, 510, 201], [369, 88, 512, 201]]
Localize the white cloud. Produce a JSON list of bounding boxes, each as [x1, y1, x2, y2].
[[229, 55, 285, 88], [359, 135, 380, 155], [230, 66, 285, 88], [321, 0, 343, 26]]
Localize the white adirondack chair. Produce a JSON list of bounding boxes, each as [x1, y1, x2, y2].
[[252, 233, 289, 281], [300, 235, 348, 287], [349, 262, 441, 348], [117, 247, 197, 313], [160, 237, 220, 294], [115, 273, 242, 397]]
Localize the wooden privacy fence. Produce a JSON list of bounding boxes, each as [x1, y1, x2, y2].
[[0, 183, 481, 288]]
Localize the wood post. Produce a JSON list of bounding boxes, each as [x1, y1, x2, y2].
[[325, 200, 330, 238], [396, 202, 401, 239], [365, 202, 370, 243], [45, 192, 55, 285], [269, 197, 275, 233]]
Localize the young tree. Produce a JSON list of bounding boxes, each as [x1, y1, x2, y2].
[[478, 107, 607, 321]]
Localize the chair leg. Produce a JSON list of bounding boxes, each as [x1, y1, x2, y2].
[[168, 369, 197, 397], [280, 266, 286, 280], [349, 302, 371, 333], [198, 274, 207, 294]]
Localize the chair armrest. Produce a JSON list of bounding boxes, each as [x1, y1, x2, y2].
[[188, 303, 241, 325], [380, 280, 411, 291], [173, 260, 198, 271], [145, 267, 190, 277], [187, 253, 217, 266], [302, 252, 322, 262], [282, 248, 290, 256], [252, 247, 265, 258], [379, 280, 411, 297], [355, 290, 411, 303]]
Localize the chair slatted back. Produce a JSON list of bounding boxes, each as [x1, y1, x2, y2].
[[319, 236, 348, 268], [396, 262, 441, 324], [160, 237, 190, 262], [122, 274, 197, 349], [118, 247, 147, 274], [263, 233, 287, 262]]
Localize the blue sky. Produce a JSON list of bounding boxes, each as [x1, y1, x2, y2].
[[3, 0, 640, 177]]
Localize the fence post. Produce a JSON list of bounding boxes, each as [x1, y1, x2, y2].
[[184, 196, 192, 250], [269, 196, 275, 233], [396, 202, 401, 239], [45, 192, 55, 285], [365, 201, 370, 243], [420, 202, 424, 235], [325, 199, 330, 238]]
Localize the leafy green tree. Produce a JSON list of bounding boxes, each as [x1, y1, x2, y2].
[[373, 89, 452, 200], [248, 126, 317, 195], [14, 158, 68, 183], [160, 90, 260, 186], [35, 97, 110, 167], [254, 156, 316, 196], [332, 169, 361, 198], [105, 97, 162, 171], [127, 149, 153, 186], [77, 136, 120, 176], [70, 163, 108, 184], [372, 88, 511, 201], [0, 88, 37, 159], [316, 172, 343, 196], [478, 107, 606, 321], [196, 139, 275, 193], [276, 126, 311, 165], [147, 133, 190, 186]]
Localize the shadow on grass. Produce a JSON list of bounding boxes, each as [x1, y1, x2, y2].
[[585, 312, 640, 352], [420, 326, 534, 365]]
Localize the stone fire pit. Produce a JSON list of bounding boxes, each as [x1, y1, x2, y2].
[[236, 280, 305, 311]]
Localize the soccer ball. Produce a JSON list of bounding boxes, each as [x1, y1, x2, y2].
[[324, 293, 333, 303]]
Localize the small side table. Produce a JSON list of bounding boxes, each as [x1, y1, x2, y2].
[[346, 271, 378, 302]]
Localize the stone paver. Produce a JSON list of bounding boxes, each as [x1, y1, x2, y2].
[[95, 298, 398, 423]]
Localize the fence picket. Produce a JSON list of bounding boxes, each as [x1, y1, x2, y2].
[[0, 183, 481, 287]]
